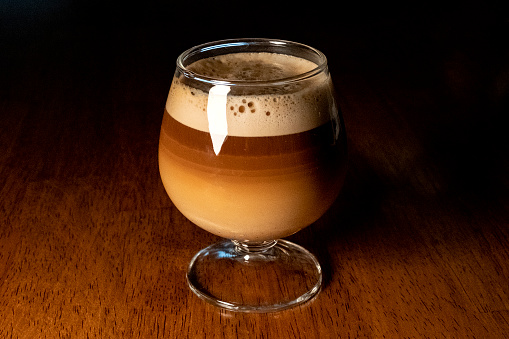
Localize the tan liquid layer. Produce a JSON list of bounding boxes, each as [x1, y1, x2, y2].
[[159, 113, 346, 241]]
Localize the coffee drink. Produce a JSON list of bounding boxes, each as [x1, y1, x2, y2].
[[159, 52, 346, 241]]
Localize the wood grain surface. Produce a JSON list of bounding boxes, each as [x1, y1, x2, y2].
[[1, 2, 508, 338]]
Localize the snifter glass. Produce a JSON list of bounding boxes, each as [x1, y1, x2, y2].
[[158, 38, 347, 312]]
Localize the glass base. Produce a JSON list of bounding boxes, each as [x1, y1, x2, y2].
[[186, 239, 322, 312]]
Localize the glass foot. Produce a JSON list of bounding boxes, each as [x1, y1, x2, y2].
[[186, 239, 322, 312]]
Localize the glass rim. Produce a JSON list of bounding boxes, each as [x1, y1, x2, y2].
[[175, 38, 328, 87]]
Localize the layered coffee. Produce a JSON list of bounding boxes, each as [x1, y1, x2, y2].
[[159, 52, 346, 241]]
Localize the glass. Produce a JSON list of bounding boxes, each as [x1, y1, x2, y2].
[[158, 38, 347, 312]]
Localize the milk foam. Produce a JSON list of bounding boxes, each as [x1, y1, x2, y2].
[[166, 52, 332, 137]]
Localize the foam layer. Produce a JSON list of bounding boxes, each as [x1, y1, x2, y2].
[[187, 52, 317, 81], [166, 52, 333, 137]]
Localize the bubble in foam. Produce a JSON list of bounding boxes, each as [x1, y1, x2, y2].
[[166, 52, 333, 137]]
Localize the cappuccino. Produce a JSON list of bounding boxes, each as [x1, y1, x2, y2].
[[159, 52, 346, 241]]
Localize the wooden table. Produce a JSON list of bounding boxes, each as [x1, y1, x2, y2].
[[1, 3, 508, 337]]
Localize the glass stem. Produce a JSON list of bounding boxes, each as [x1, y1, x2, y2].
[[231, 240, 278, 254]]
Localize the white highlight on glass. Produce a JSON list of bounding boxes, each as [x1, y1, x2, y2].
[[207, 85, 231, 155]]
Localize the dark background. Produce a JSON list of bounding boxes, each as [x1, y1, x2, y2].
[[2, 1, 507, 196]]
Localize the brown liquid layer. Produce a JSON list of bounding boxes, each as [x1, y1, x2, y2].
[[160, 110, 342, 174], [159, 112, 346, 240]]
